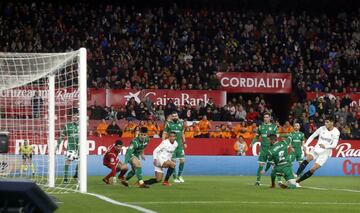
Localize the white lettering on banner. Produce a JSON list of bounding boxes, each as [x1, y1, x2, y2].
[[221, 77, 287, 88], [97, 146, 107, 155], [96, 145, 128, 155], [88, 140, 95, 153], [251, 142, 261, 156], [0, 88, 79, 107], [350, 100, 359, 107], [38, 145, 47, 155], [145, 92, 209, 106], [336, 143, 360, 157]]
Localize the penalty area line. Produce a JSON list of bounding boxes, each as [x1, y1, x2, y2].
[[86, 192, 158, 213]]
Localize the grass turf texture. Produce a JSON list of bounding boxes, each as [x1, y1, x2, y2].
[[54, 176, 360, 213]]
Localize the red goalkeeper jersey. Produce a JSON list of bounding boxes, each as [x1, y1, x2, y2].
[[103, 144, 120, 167]]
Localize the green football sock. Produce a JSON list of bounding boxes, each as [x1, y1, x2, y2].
[[126, 170, 135, 181], [178, 162, 184, 177], [256, 165, 264, 182], [135, 167, 143, 181], [265, 162, 271, 172], [64, 165, 69, 179]]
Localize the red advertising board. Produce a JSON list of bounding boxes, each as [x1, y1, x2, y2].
[[10, 136, 359, 157], [307, 92, 360, 107], [216, 72, 292, 93], [90, 89, 227, 107]]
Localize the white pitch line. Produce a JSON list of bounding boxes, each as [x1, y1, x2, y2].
[[333, 188, 360, 193], [303, 186, 329, 191], [86, 192, 158, 213], [303, 186, 360, 193], [127, 201, 360, 205]]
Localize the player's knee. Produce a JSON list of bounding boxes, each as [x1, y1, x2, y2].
[[179, 159, 185, 164], [170, 162, 176, 168], [306, 155, 313, 161], [120, 164, 128, 171], [259, 162, 266, 166]]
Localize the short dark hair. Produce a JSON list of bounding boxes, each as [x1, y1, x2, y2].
[[263, 112, 271, 117], [140, 126, 148, 133], [172, 111, 178, 115], [115, 140, 123, 146], [169, 131, 177, 135], [325, 116, 335, 122], [267, 133, 277, 140]]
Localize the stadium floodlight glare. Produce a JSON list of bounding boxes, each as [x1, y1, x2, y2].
[[0, 48, 87, 193]]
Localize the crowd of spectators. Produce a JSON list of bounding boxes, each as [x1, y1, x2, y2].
[[1, 2, 359, 139], [290, 94, 360, 139], [1, 2, 359, 94], [90, 93, 360, 140], [89, 95, 274, 123]]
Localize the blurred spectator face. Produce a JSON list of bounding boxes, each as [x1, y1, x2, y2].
[[202, 115, 207, 120], [294, 123, 300, 131], [72, 114, 79, 123]]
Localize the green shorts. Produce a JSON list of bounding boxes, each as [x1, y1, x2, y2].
[[172, 146, 185, 159], [258, 149, 268, 163], [125, 153, 140, 164], [273, 165, 295, 181], [291, 148, 303, 162]]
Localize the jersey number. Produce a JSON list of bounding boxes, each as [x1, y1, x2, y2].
[[278, 151, 285, 162]]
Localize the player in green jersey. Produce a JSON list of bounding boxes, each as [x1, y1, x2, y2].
[[162, 111, 187, 183], [125, 127, 150, 188], [57, 114, 80, 184], [266, 134, 297, 189], [251, 112, 278, 186], [288, 123, 306, 166]]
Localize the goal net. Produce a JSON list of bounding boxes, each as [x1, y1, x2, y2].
[[0, 48, 87, 193]]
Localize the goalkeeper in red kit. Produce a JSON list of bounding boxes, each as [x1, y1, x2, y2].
[[103, 140, 129, 186]]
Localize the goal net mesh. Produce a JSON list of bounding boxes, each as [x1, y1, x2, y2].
[[0, 50, 85, 193]]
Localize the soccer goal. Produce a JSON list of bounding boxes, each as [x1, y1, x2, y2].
[[0, 48, 87, 193]]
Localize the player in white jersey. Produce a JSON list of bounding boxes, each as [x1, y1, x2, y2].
[[144, 131, 178, 186], [295, 116, 340, 185]]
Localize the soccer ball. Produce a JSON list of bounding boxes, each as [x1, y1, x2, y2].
[[66, 150, 79, 161]]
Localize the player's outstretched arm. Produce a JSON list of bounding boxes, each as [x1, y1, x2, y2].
[[304, 127, 322, 147]]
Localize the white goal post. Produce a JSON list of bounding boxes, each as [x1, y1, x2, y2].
[[0, 48, 87, 193]]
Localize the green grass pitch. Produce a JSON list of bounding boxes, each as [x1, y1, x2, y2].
[[54, 176, 360, 213]]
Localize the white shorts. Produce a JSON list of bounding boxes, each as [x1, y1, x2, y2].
[[153, 155, 169, 173], [309, 148, 330, 166]]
